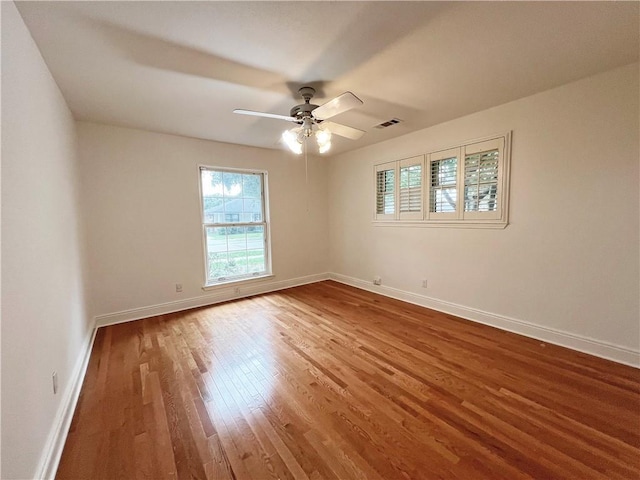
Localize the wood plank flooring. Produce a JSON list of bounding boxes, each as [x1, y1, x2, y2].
[[57, 281, 640, 479]]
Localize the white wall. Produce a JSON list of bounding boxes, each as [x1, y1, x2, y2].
[[1, 5, 635, 477], [1, 3, 92, 478], [77, 122, 329, 321], [328, 63, 639, 364]]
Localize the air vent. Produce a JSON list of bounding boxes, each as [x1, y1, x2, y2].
[[374, 118, 403, 129]]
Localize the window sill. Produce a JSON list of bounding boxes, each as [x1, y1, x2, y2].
[[202, 274, 275, 291], [372, 220, 508, 229]]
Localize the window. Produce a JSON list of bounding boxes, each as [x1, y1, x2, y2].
[[399, 156, 423, 220], [375, 163, 396, 220], [428, 148, 459, 219], [462, 139, 502, 219], [373, 132, 511, 228], [199, 167, 271, 285]]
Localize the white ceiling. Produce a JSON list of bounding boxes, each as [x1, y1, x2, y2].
[[15, 1, 639, 156]]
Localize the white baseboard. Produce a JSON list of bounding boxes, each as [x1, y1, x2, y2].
[[95, 272, 330, 327], [95, 269, 639, 363], [329, 273, 640, 368], [33, 269, 637, 480], [35, 272, 635, 479], [34, 327, 98, 480]]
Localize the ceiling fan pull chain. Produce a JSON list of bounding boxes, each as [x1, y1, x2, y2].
[[305, 138, 308, 185], [304, 139, 310, 213]]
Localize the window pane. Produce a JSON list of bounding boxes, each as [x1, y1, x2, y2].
[[430, 157, 457, 213], [222, 198, 242, 222], [201, 170, 223, 196], [205, 226, 263, 281], [201, 170, 224, 223], [227, 226, 247, 252], [243, 199, 262, 222], [206, 227, 231, 281], [247, 226, 264, 249], [203, 172, 264, 224], [222, 172, 242, 195], [465, 150, 499, 212], [242, 174, 262, 198], [228, 250, 248, 277], [247, 249, 265, 273]]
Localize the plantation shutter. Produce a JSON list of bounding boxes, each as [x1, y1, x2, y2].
[[399, 156, 424, 220], [373, 132, 510, 227], [426, 148, 461, 220], [462, 138, 504, 220], [375, 162, 396, 220]]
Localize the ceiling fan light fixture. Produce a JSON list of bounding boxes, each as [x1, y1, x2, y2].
[[318, 141, 331, 154], [316, 128, 331, 145], [283, 122, 333, 155], [316, 128, 332, 154], [282, 129, 302, 155]]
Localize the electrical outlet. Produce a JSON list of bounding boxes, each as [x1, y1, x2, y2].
[[175, 283, 183, 293], [52, 371, 58, 395], [373, 276, 382, 286], [422, 279, 428, 288]]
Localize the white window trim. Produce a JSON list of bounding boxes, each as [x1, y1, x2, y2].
[[201, 273, 275, 291], [373, 132, 511, 229], [198, 165, 273, 288]]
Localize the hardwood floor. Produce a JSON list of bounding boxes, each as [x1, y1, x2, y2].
[[57, 281, 640, 479]]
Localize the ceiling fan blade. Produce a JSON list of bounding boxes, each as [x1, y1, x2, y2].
[[322, 121, 365, 140], [233, 109, 297, 122], [312, 91, 363, 121]]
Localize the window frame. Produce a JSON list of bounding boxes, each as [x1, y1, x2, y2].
[[198, 165, 272, 289], [373, 132, 511, 229]]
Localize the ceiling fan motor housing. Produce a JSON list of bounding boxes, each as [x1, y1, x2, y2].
[[290, 103, 319, 119], [290, 86, 319, 120]]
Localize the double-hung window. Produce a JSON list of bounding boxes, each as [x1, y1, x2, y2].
[[199, 166, 271, 286], [374, 132, 511, 227]]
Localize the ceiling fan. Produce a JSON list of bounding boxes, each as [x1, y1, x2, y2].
[[234, 86, 365, 154]]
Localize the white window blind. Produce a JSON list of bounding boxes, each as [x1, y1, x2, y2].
[[399, 156, 423, 219], [426, 148, 460, 220], [375, 163, 396, 219], [430, 157, 457, 213], [464, 149, 499, 213], [462, 137, 505, 221]]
